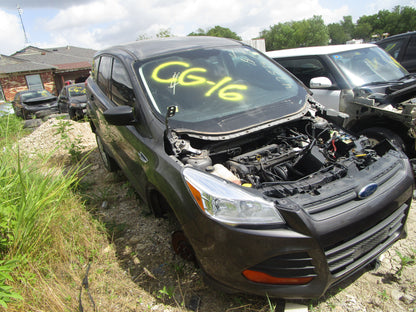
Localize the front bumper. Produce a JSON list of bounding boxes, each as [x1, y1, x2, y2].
[[183, 151, 413, 299]]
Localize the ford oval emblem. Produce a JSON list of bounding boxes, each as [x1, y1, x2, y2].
[[358, 183, 378, 199]]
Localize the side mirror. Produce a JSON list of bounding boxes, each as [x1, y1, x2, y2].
[[103, 106, 135, 126], [310, 77, 332, 89]]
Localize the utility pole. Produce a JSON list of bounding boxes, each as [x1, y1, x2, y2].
[[17, 4, 29, 45]]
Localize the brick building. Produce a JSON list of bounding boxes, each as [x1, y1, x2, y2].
[[0, 45, 96, 102]]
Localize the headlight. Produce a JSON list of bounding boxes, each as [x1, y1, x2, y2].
[[183, 167, 285, 226], [70, 102, 87, 108]]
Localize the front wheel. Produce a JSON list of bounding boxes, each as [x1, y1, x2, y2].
[[358, 127, 406, 152], [96, 134, 118, 172]]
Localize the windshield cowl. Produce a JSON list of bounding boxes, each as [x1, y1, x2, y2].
[[171, 105, 310, 140]]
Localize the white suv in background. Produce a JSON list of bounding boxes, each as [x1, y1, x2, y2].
[[267, 44, 416, 158]]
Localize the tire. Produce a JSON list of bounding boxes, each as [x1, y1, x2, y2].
[[96, 134, 118, 172], [359, 127, 406, 152], [69, 108, 76, 120], [12, 105, 22, 118]]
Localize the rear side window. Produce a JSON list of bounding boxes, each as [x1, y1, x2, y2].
[[403, 36, 416, 62], [378, 39, 405, 59], [97, 56, 112, 96], [111, 59, 134, 106], [277, 57, 330, 87], [91, 57, 100, 80]]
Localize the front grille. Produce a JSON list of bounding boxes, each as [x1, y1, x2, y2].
[[300, 152, 404, 220], [249, 252, 317, 278], [324, 203, 408, 277]]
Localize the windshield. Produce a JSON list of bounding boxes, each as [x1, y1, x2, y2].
[[330, 47, 408, 87], [136, 46, 307, 133], [68, 85, 86, 97], [21, 90, 54, 101]]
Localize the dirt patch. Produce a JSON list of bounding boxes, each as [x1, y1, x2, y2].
[[20, 117, 416, 311]]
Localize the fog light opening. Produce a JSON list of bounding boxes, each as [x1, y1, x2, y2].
[[242, 269, 313, 285]]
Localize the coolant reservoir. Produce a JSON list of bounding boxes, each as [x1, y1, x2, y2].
[[208, 164, 241, 185]]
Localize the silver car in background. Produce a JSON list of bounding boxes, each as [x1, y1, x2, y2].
[[267, 44, 416, 158]]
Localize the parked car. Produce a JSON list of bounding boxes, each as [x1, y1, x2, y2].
[[86, 37, 413, 299], [376, 31, 416, 73], [267, 44, 416, 157], [57, 83, 87, 120], [0, 102, 13, 116], [12, 89, 58, 119]]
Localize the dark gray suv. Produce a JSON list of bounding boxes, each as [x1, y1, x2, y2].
[[86, 37, 413, 298], [377, 31, 416, 73]]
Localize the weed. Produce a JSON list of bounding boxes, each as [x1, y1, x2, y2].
[[104, 221, 127, 238], [157, 285, 175, 299], [395, 249, 416, 277], [378, 289, 390, 301], [53, 120, 84, 163], [266, 294, 276, 312]]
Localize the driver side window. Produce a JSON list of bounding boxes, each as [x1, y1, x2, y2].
[[111, 59, 135, 106], [277, 57, 331, 87]]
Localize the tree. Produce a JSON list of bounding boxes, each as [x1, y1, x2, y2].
[[136, 28, 173, 41], [188, 26, 242, 40], [156, 28, 173, 38], [328, 23, 348, 44], [340, 16, 355, 40], [261, 16, 329, 51], [355, 6, 416, 40]]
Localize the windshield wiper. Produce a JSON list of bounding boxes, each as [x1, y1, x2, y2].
[[398, 73, 416, 81], [359, 81, 390, 87]]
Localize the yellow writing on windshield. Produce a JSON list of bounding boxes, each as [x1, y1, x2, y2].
[[151, 61, 247, 101]]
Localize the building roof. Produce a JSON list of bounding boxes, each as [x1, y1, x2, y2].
[[0, 45, 96, 76], [266, 44, 378, 58], [12, 45, 96, 71], [0, 54, 54, 75]]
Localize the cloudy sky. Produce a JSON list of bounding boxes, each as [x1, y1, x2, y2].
[[0, 0, 414, 55]]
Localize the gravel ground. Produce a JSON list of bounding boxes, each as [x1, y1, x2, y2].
[[18, 117, 416, 312]]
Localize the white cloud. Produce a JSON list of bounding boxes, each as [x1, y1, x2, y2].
[[0, 10, 26, 55], [43, 0, 128, 31], [2, 0, 408, 55]]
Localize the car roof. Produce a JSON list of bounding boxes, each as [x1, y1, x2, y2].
[[266, 43, 378, 58], [377, 31, 416, 43], [96, 36, 243, 61], [17, 89, 48, 95]]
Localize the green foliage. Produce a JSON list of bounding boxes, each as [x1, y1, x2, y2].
[[0, 114, 24, 148], [395, 249, 416, 277], [0, 118, 82, 307], [157, 285, 175, 299], [188, 25, 242, 40], [53, 120, 83, 163], [0, 260, 23, 308], [266, 294, 276, 312], [137, 28, 173, 41], [355, 5, 416, 41], [261, 15, 329, 50], [156, 28, 173, 38]]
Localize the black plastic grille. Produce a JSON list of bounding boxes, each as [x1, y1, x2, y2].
[[324, 203, 408, 277], [249, 252, 317, 278], [301, 153, 403, 220]]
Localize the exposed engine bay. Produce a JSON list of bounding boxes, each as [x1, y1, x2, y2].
[[168, 113, 396, 199]]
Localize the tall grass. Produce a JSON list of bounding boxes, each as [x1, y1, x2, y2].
[[0, 115, 152, 311], [0, 114, 84, 308]]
